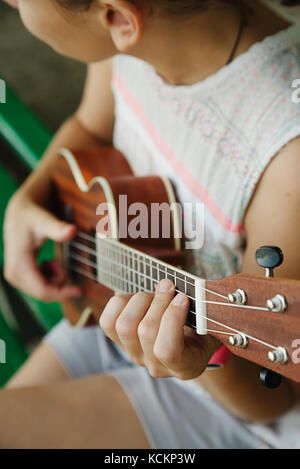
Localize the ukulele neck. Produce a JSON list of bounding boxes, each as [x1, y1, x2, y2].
[[68, 232, 207, 333]]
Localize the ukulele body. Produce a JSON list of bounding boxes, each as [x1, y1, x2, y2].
[[52, 146, 184, 327]]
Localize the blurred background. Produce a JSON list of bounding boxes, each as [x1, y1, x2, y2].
[[0, 1, 86, 385], [0, 0, 299, 386]]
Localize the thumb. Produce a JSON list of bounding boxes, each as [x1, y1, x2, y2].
[[32, 206, 77, 243]]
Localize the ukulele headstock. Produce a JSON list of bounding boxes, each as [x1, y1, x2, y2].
[[205, 246, 300, 386]]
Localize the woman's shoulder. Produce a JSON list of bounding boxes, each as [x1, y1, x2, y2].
[[255, 24, 300, 83], [234, 25, 300, 154]]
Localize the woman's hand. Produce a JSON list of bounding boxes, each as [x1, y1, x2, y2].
[[4, 193, 81, 302], [100, 278, 219, 380]]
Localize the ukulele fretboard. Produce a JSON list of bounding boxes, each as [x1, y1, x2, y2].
[[67, 232, 208, 332]]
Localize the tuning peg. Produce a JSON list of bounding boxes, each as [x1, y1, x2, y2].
[[255, 246, 283, 278], [260, 368, 282, 389]]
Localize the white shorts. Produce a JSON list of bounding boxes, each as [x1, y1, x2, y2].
[[44, 319, 271, 449]]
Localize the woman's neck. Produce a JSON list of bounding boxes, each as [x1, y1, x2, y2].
[[132, 1, 291, 86]]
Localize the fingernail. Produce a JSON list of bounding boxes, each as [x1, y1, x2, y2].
[[157, 278, 174, 292], [172, 293, 187, 306]]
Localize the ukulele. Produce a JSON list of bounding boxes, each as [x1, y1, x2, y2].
[[51, 145, 300, 386]]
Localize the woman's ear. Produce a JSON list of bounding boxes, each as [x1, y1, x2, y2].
[[99, 0, 145, 52]]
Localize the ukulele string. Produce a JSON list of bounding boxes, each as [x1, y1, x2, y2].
[[67, 263, 278, 352], [75, 231, 230, 300], [68, 237, 269, 312], [70, 237, 228, 299], [65, 232, 280, 351]]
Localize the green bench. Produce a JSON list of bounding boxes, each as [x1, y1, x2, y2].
[[0, 84, 63, 385]]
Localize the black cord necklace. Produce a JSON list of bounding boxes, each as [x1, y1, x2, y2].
[[226, 4, 249, 65]]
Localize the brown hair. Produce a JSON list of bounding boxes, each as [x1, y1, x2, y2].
[[57, 0, 300, 14]]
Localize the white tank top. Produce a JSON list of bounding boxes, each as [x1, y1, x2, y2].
[[111, 24, 300, 448]]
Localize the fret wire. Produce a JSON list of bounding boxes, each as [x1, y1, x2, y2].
[[134, 252, 137, 293], [133, 252, 136, 292], [129, 252, 133, 293], [120, 247, 123, 292], [131, 253, 134, 293], [140, 253, 145, 290], [121, 246, 125, 292], [130, 252, 133, 293], [138, 253, 141, 291], [125, 249, 128, 293], [150, 258, 153, 292], [126, 248, 130, 293], [112, 241, 117, 290], [112, 242, 117, 290], [125, 249, 129, 293], [134, 253, 138, 293], [143, 251, 147, 291], [125, 244, 129, 293], [133, 253, 136, 293], [117, 243, 121, 291], [128, 248, 131, 293], [105, 238, 109, 286], [103, 237, 106, 285], [106, 241, 109, 287], [131, 253, 135, 290], [131, 252, 137, 293], [131, 252, 136, 293], [109, 240, 113, 288], [107, 241, 111, 286], [108, 241, 112, 288], [131, 252, 135, 293], [129, 249, 133, 293], [136, 253, 140, 293]]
